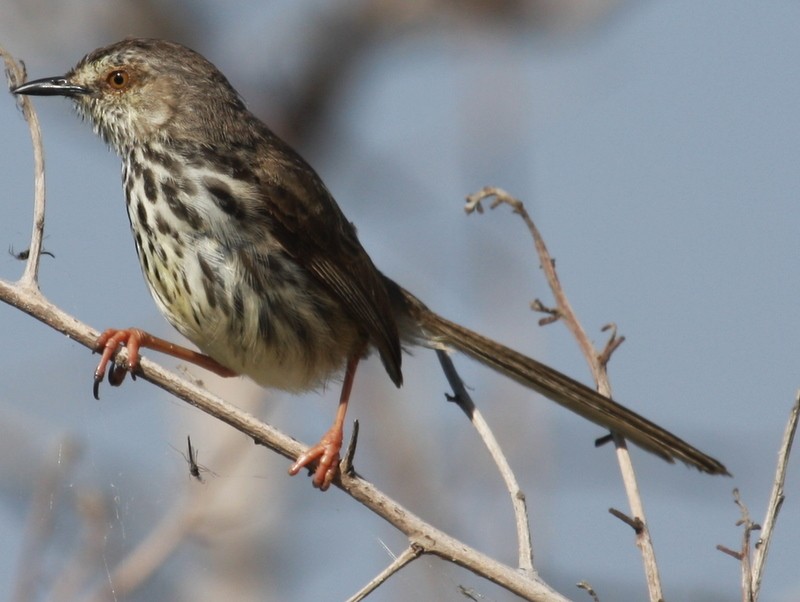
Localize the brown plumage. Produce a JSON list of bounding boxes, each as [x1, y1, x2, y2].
[[13, 38, 728, 488]]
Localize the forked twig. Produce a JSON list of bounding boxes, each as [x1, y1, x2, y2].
[[346, 545, 422, 602], [751, 393, 800, 598], [466, 186, 663, 601], [718, 394, 800, 601]]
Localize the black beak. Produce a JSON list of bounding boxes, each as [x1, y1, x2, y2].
[[12, 76, 89, 97]]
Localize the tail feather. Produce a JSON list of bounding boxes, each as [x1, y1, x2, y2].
[[403, 291, 728, 476]]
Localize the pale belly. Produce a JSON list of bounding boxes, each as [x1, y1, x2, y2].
[[122, 155, 362, 391]]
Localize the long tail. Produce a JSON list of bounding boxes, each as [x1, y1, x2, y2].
[[400, 289, 728, 476]]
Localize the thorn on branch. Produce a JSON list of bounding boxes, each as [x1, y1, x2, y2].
[[716, 544, 743, 561], [341, 420, 360, 476], [530, 298, 561, 326], [445, 391, 476, 420], [608, 507, 644, 534], [594, 434, 614, 448]]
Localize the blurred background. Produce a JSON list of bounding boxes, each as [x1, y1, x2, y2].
[[1, 1, 799, 600]]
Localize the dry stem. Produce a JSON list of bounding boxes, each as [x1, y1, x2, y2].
[[466, 186, 663, 601]]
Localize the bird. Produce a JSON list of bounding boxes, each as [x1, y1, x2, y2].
[[12, 38, 728, 489]]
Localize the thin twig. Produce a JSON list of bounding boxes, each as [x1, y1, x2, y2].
[[465, 187, 607, 384], [751, 393, 800, 599], [715, 544, 742, 561], [608, 508, 644, 534], [731, 489, 757, 602], [437, 350, 535, 576], [1, 44, 46, 288], [466, 186, 663, 601], [346, 545, 422, 602], [597, 324, 625, 368]]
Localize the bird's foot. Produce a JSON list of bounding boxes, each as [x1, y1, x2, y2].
[[288, 426, 344, 491]]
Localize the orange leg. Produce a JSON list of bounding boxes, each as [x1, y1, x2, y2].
[[93, 327, 237, 398], [288, 354, 360, 491]]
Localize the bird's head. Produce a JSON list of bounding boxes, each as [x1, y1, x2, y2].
[[13, 38, 248, 152]]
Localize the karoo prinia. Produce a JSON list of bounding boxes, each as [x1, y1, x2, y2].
[[14, 39, 728, 488]]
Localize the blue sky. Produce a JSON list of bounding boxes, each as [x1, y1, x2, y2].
[[2, 2, 800, 600]]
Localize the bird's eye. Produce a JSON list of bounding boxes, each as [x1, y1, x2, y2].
[[106, 70, 130, 90]]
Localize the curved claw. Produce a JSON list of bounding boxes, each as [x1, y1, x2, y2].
[[92, 372, 103, 400], [92, 328, 144, 398]]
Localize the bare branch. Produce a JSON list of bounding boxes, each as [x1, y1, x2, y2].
[[437, 350, 535, 576], [466, 186, 663, 601], [732, 489, 757, 602], [1, 44, 46, 288], [340, 419, 361, 477], [751, 393, 799, 598]]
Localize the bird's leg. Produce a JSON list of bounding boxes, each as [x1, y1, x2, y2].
[[93, 327, 237, 398], [289, 353, 360, 490]]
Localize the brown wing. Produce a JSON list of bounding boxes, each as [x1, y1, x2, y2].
[[255, 139, 403, 387]]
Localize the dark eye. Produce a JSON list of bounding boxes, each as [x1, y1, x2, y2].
[[106, 70, 130, 90]]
